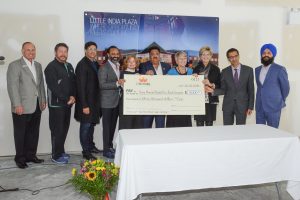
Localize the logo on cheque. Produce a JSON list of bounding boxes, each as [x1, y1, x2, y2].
[[137, 76, 150, 85]]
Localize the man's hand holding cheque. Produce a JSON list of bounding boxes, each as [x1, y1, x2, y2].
[[202, 79, 215, 93]]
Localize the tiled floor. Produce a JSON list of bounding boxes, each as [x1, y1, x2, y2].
[[0, 153, 293, 200]]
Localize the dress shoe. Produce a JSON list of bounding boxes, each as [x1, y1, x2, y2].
[[103, 151, 115, 159], [90, 147, 101, 153], [16, 161, 28, 169], [109, 148, 116, 154], [26, 157, 44, 163], [83, 153, 96, 160]]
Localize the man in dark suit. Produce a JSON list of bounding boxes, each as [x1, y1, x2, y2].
[[75, 41, 102, 160], [7, 42, 46, 169], [255, 43, 289, 128], [138, 46, 171, 128], [205, 48, 254, 125], [98, 46, 124, 159]]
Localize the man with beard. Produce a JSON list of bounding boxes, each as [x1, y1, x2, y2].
[[138, 46, 171, 128], [75, 41, 102, 160], [44, 43, 76, 164], [255, 43, 290, 128], [98, 46, 124, 159]]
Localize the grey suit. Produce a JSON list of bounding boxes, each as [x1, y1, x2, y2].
[[7, 57, 46, 114], [7, 57, 46, 163], [98, 61, 119, 108], [98, 61, 120, 153], [214, 64, 254, 125]]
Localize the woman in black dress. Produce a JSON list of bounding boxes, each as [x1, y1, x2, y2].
[[119, 56, 143, 130], [193, 46, 221, 126]]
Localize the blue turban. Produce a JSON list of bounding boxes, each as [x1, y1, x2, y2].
[[260, 43, 277, 57]]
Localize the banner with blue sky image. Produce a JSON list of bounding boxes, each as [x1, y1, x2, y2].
[[84, 11, 219, 66]]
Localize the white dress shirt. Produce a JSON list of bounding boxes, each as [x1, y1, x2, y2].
[[23, 56, 37, 83], [108, 60, 120, 79], [154, 62, 163, 75]]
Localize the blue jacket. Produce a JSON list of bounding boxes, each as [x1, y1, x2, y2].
[[167, 67, 193, 75], [255, 63, 290, 113], [139, 61, 171, 75]]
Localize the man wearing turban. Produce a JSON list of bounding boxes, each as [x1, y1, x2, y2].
[[255, 43, 290, 128]]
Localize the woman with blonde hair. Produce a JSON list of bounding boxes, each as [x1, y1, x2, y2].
[[118, 55, 143, 130], [193, 46, 221, 126]]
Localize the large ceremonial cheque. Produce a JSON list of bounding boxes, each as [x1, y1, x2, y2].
[[123, 74, 205, 115]]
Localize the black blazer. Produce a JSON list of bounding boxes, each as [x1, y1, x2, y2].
[[44, 58, 76, 107], [193, 61, 221, 103], [74, 57, 101, 124]]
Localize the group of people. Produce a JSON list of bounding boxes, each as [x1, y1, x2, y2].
[[6, 41, 289, 169], [203, 44, 289, 129]]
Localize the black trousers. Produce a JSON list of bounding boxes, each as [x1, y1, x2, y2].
[[12, 102, 41, 162], [102, 106, 119, 152], [49, 107, 71, 160]]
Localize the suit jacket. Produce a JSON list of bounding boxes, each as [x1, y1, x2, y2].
[[255, 63, 289, 113], [139, 61, 171, 75], [214, 64, 254, 113], [74, 57, 101, 123], [98, 61, 119, 108], [7, 57, 46, 114], [193, 61, 221, 103]]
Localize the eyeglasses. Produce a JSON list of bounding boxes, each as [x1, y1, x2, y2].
[[87, 48, 97, 52], [228, 55, 239, 60]]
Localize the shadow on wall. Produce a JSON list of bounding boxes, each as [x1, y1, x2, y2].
[[0, 14, 61, 156]]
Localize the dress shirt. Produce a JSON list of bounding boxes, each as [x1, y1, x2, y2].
[[231, 64, 241, 79], [154, 62, 163, 75], [23, 56, 37, 83], [259, 64, 271, 85]]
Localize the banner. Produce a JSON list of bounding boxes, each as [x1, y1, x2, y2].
[[84, 12, 219, 66]]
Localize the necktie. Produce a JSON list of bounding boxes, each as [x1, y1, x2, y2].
[[233, 69, 239, 86]]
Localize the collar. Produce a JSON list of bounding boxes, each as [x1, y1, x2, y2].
[[108, 59, 120, 68], [231, 64, 241, 71], [261, 64, 271, 69], [22, 56, 35, 66]]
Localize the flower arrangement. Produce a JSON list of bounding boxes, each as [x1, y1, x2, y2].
[[69, 159, 119, 200]]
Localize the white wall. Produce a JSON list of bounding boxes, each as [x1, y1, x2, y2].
[[0, 0, 299, 156]]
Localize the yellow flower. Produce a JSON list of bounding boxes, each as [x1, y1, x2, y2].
[[72, 168, 77, 176], [97, 159, 104, 165], [85, 171, 96, 181], [112, 168, 119, 176], [96, 167, 105, 171], [84, 161, 89, 167], [91, 160, 97, 165]]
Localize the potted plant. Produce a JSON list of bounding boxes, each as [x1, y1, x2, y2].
[[69, 159, 119, 200]]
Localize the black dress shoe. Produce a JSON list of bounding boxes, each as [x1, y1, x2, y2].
[[16, 161, 28, 169], [83, 153, 96, 160], [90, 147, 101, 153], [109, 148, 116, 153], [26, 157, 44, 163]]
